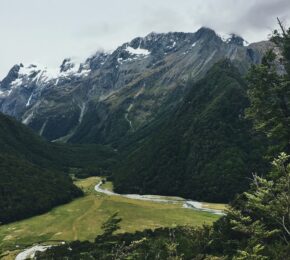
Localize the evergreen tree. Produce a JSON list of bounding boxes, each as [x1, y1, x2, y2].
[[246, 20, 290, 155], [211, 153, 290, 259], [100, 212, 122, 238]]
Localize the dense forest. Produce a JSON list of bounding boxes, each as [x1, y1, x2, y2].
[[38, 23, 290, 259], [0, 113, 116, 223], [0, 155, 82, 224], [0, 113, 116, 171], [113, 60, 267, 202]]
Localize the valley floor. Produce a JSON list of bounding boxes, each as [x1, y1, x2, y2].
[[95, 180, 226, 215], [0, 177, 223, 258]]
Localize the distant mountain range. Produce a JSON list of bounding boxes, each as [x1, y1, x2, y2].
[[0, 27, 271, 145], [0, 27, 273, 204]]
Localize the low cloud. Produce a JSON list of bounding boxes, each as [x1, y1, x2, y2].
[[0, 0, 289, 78]]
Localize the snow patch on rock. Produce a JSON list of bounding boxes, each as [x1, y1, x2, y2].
[[126, 46, 150, 56], [22, 111, 34, 125], [26, 93, 33, 107]]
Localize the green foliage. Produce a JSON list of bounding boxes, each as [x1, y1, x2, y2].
[[0, 154, 82, 224], [113, 60, 267, 202], [36, 226, 214, 259], [0, 113, 116, 223], [100, 212, 122, 238], [246, 23, 290, 155], [234, 244, 268, 260], [209, 153, 290, 259], [75, 165, 112, 179], [0, 113, 116, 171]]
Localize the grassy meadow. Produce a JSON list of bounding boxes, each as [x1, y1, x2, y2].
[[0, 177, 221, 256]]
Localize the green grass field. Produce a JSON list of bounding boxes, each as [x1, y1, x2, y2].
[[101, 180, 114, 191], [0, 177, 220, 255]]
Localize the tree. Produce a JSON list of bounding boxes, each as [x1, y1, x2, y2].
[[214, 153, 290, 259], [100, 212, 122, 238], [246, 20, 290, 155]]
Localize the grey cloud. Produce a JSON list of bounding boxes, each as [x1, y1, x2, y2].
[[237, 0, 290, 29], [0, 0, 289, 78]]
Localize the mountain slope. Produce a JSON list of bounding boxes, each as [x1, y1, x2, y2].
[[112, 60, 267, 202], [0, 28, 272, 145], [0, 154, 82, 224], [0, 113, 115, 170], [0, 113, 115, 223], [68, 30, 271, 145]]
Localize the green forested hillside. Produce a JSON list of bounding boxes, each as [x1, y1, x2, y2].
[[0, 113, 116, 171], [113, 60, 267, 202], [0, 155, 82, 224], [0, 113, 116, 223]]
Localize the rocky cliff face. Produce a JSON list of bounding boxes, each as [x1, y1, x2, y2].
[[0, 27, 272, 143]]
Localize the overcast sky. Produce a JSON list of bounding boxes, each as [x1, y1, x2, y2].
[[0, 0, 289, 78]]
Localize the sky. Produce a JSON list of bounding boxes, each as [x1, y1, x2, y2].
[[0, 0, 289, 79]]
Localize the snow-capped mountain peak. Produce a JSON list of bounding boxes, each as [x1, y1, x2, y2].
[[125, 46, 151, 56], [220, 33, 249, 46], [0, 27, 271, 142]]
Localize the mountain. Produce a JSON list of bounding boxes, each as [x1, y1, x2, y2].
[[0, 154, 82, 224], [0, 28, 272, 145], [0, 113, 80, 223], [112, 60, 267, 203], [0, 112, 115, 223], [0, 112, 116, 170]]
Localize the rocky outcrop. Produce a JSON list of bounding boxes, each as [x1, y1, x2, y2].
[[0, 27, 272, 143]]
